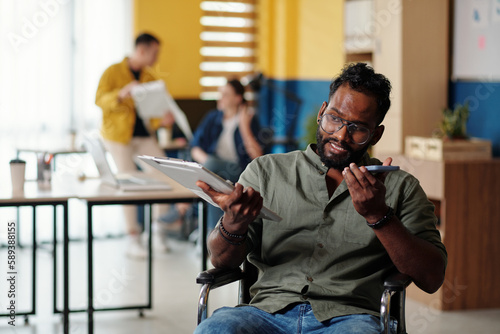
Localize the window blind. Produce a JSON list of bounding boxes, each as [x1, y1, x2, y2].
[[199, 0, 257, 100]]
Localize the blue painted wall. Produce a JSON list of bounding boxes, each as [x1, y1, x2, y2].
[[257, 79, 500, 157], [449, 81, 500, 157], [257, 79, 331, 153]]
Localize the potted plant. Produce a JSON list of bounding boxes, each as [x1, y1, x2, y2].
[[406, 101, 491, 161], [439, 102, 470, 140], [301, 110, 320, 149]]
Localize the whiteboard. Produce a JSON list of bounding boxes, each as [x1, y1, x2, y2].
[[452, 0, 500, 81]]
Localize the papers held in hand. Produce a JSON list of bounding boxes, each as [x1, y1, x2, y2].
[[138, 155, 282, 222], [130, 80, 193, 140]]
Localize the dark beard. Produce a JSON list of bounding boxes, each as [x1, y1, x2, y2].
[[315, 127, 369, 170]]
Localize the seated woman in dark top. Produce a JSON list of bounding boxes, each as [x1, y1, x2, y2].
[[190, 79, 264, 232]]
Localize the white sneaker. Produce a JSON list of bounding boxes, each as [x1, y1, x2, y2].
[[153, 232, 171, 253], [150, 221, 171, 253], [125, 235, 148, 259], [188, 228, 199, 244]]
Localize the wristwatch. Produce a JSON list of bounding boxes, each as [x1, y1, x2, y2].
[[366, 206, 394, 229]]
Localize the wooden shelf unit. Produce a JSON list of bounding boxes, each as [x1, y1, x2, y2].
[[371, 0, 450, 157], [392, 155, 500, 310]]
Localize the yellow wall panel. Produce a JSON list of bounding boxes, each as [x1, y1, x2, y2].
[[134, 0, 343, 95], [134, 0, 202, 98], [256, 0, 274, 75], [296, 0, 344, 79], [257, 0, 344, 80], [273, 0, 299, 79]]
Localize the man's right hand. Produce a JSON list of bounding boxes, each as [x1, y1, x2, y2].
[[118, 80, 139, 102], [196, 181, 263, 234]]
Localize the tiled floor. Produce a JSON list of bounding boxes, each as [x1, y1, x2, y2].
[[1, 236, 500, 334]]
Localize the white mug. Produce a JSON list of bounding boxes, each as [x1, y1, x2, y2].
[[10, 159, 26, 193]]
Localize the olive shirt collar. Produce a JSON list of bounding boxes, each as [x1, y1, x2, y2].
[[304, 143, 375, 198]]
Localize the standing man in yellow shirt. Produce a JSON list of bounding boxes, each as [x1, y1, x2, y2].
[[95, 33, 173, 258]]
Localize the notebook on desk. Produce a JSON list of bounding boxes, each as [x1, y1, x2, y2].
[[82, 134, 172, 192]]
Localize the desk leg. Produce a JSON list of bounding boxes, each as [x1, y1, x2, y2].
[[198, 202, 208, 271], [31, 205, 37, 320], [147, 204, 152, 313], [87, 204, 94, 334], [53, 206, 57, 315], [17, 206, 24, 248], [63, 203, 69, 334], [51, 203, 70, 333]]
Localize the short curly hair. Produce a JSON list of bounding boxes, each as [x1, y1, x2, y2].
[[135, 33, 160, 47], [329, 63, 392, 125]]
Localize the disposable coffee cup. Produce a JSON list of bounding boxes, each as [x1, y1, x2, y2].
[[157, 127, 172, 147], [10, 159, 26, 193]]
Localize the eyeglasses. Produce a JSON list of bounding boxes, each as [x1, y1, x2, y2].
[[319, 113, 373, 145]]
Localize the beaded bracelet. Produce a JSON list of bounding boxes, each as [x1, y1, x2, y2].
[[218, 224, 246, 246], [220, 218, 248, 239], [366, 206, 394, 229]]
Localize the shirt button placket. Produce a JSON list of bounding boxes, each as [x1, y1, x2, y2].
[[301, 285, 309, 300]]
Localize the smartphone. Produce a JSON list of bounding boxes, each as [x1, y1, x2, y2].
[[365, 165, 400, 173]]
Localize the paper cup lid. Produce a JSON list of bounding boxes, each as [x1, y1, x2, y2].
[[10, 159, 26, 164]]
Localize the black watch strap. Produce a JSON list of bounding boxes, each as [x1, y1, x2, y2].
[[366, 206, 394, 229]]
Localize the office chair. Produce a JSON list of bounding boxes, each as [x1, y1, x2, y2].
[[197, 261, 412, 334]]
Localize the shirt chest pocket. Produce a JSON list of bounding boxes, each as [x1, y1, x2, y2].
[[342, 212, 378, 246]]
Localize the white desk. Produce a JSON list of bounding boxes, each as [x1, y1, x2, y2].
[[72, 177, 204, 334], [1, 175, 207, 334], [0, 180, 71, 330]]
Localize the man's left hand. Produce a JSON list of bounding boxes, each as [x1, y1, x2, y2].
[[343, 157, 392, 223]]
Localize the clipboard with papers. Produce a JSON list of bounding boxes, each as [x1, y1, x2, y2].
[[138, 155, 282, 222], [131, 80, 193, 140]]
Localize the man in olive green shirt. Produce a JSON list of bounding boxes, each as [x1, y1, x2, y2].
[[195, 63, 447, 334]]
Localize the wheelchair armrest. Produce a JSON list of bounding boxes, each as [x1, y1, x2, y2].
[[383, 271, 412, 292], [381, 271, 412, 334], [197, 267, 246, 325], [196, 267, 245, 290]]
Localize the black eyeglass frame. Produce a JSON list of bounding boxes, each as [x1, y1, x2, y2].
[[319, 113, 375, 145]]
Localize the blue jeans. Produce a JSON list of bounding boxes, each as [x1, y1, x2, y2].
[[203, 155, 242, 232], [194, 303, 397, 334]]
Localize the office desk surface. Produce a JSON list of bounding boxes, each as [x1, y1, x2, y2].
[[73, 177, 197, 202], [1, 175, 199, 204], [0, 180, 74, 204]]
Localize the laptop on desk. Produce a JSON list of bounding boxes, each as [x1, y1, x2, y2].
[[83, 134, 172, 192]]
